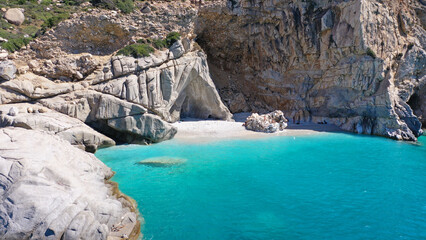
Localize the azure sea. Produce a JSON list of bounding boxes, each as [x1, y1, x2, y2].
[[96, 133, 426, 240]]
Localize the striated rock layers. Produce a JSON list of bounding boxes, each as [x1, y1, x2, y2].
[[0, 127, 140, 239], [196, 0, 426, 140], [0, 41, 231, 145]]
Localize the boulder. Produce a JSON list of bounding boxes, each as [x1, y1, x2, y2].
[[0, 60, 16, 81], [244, 110, 288, 133], [39, 90, 177, 144], [0, 103, 115, 152], [0, 127, 140, 239], [168, 40, 185, 59], [141, 6, 151, 13], [8, 106, 18, 116], [4, 8, 25, 25]]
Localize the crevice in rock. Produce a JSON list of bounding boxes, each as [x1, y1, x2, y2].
[[407, 85, 426, 126], [87, 119, 149, 145]]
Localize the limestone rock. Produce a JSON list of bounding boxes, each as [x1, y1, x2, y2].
[[168, 40, 185, 59], [0, 127, 140, 239], [0, 86, 30, 104], [93, 50, 232, 122], [0, 103, 115, 152], [244, 110, 288, 133], [39, 90, 177, 144], [0, 73, 84, 99], [0, 60, 16, 81], [29, 54, 98, 82], [196, 0, 425, 141], [4, 8, 24, 25]]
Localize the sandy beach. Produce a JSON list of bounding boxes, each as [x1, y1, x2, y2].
[[172, 113, 343, 142]]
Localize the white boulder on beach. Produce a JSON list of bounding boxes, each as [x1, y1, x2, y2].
[[244, 110, 288, 133]]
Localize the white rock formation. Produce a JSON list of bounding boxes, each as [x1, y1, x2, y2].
[[0, 127, 140, 239], [244, 110, 288, 133], [0, 60, 16, 81], [0, 103, 115, 152], [90, 42, 232, 122]]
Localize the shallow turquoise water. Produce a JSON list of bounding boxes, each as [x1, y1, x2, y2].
[[96, 133, 426, 240]]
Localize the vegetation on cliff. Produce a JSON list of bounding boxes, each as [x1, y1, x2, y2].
[[0, 0, 77, 51], [117, 32, 181, 57], [0, 0, 137, 52]]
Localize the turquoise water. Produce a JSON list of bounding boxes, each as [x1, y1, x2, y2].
[[96, 133, 426, 240]]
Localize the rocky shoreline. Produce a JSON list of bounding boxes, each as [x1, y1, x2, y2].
[[0, 0, 424, 239], [0, 127, 141, 239]]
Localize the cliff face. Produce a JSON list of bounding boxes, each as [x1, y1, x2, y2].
[[0, 8, 231, 147], [196, 0, 425, 140]]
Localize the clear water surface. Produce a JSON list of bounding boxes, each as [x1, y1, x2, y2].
[[96, 133, 426, 240]]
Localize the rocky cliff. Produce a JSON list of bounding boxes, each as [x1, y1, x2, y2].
[[0, 1, 425, 239], [0, 7, 231, 148], [196, 0, 425, 140]]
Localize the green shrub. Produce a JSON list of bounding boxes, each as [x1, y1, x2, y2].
[[116, 0, 134, 13], [41, 0, 52, 5], [1, 37, 31, 52], [152, 32, 181, 50], [90, 0, 134, 13], [366, 47, 376, 59], [152, 38, 166, 49], [40, 13, 69, 32], [165, 31, 180, 47], [117, 43, 154, 58]]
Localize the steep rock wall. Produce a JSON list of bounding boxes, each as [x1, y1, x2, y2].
[[196, 0, 426, 140]]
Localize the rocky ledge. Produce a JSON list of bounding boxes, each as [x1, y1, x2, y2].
[[0, 127, 141, 239], [0, 40, 231, 149]]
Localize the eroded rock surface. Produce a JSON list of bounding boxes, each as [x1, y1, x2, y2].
[[244, 110, 288, 133], [196, 0, 425, 140], [0, 127, 140, 239], [0, 103, 115, 152]]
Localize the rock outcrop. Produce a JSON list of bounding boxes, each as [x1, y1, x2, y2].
[[244, 110, 288, 133], [196, 0, 425, 140], [0, 13, 231, 145], [91, 46, 232, 122], [0, 60, 16, 81], [0, 103, 115, 152], [0, 127, 140, 239]]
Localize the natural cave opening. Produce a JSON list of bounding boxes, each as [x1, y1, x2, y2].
[[407, 86, 426, 126]]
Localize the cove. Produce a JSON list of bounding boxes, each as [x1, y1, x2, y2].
[[96, 133, 426, 240]]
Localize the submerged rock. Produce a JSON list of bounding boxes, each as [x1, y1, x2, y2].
[[244, 110, 288, 133], [137, 157, 187, 167]]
